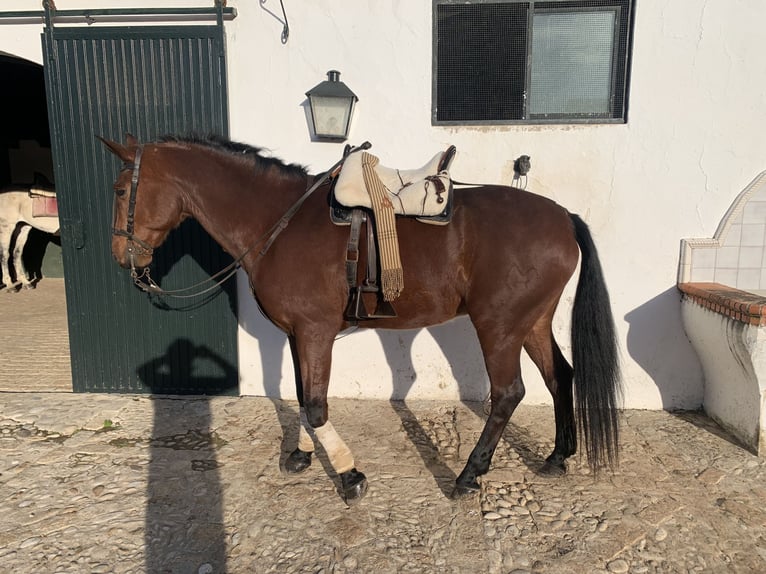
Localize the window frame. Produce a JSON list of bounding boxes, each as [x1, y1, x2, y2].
[[431, 0, 636, 126]]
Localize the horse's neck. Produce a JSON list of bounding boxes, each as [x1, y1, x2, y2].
[[179, 153, 308, 261]]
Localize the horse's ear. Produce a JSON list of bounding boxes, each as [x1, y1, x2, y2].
[[97, 135, 135, 163], [125, 133, 139, 146]]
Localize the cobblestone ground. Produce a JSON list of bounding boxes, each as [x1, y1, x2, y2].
[[0, 394, 764, 574], [1, 279, 765, 572]]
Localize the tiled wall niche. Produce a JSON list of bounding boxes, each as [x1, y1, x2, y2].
[[679, 171, 766, 294]]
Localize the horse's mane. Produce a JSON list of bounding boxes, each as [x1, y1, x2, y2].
[[159, 134, 309, 179]]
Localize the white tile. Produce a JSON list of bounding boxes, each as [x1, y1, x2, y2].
[[739, 246, 763, 267], [715, 268, 738, 285], [737, 268, 761, 290], [690, 267, 715, 282], [715, 246, 739, 268], [741, 224, 766, 246], [750, 183, 766, 202], [743, 201, 766, 224], [722, 223, 742, 246], [692, 247, 716, 268]]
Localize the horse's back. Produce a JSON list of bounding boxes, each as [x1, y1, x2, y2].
[[359, 184, 579, 329], [455, 184, 571, 231], [0, 189, 28, 223], [451, 184, 580, 313]]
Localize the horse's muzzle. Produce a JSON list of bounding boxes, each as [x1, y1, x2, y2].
[[112, 243, 152, 270]]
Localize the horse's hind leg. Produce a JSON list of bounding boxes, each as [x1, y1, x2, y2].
[[524, 311, 576, 476], [454, 335, 525, 498], [12, 225, 34, 289], [288, 327, 367, 505]]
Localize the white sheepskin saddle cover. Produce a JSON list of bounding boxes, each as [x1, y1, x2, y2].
[[334, 150, 452, 218]]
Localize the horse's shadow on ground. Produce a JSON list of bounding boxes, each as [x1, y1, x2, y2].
[[376, 327, 550, 497], [240, 307, 553, 499]]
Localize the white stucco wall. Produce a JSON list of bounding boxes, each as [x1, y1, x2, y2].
[[3, 1, 766, 409], [681, 299, 766, 454]]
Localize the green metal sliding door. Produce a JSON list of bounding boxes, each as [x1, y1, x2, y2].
[[43, 25, 238, 394]]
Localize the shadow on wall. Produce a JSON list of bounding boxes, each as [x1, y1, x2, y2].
[[624, 286, 704, 409], [145, 218, 239, 320], [238, 310, 488, 403], [377, 324, 491, 498], [376, 320, 488, 402], [236, 293, 305, 473]]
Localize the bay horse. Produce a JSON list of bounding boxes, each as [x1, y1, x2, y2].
[[101, 134, 620, 504], [0, 180, 60, 291]]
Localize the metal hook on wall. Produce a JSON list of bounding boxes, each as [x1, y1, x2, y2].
[[259, 0, 289, 44]]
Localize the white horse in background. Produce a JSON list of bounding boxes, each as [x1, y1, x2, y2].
[[0, 178, 60, 291]]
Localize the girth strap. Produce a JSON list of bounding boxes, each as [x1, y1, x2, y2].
[[345, 209, 364, 287], [344, 208, 396, 321]]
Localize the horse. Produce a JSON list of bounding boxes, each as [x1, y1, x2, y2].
[[100, 134, 621, 505], [0, 178, 60, 291]]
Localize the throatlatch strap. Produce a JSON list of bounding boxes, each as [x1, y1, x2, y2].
[[361, 152, 403, 301]]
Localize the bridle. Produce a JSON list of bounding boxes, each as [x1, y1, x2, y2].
[[112, 141, 371, 298], [112, 145, 185, 295], [113, 146, 155, 264]]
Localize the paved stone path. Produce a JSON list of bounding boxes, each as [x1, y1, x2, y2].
[[1, 279, 765, 572], [1, 394, 765, 574], [0, 278, 71, 392]]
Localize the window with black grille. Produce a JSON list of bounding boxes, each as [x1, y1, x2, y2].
[[433, 0, 635, 124]]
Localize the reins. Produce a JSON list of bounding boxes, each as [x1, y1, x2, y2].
[[117, 141, 371, 298]]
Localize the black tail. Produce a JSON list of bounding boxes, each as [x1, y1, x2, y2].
[[570, 214, 621, 472]]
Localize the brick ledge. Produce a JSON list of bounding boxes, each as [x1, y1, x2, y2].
[[678, 282, 766, 326]]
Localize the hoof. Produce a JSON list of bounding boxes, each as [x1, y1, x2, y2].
[[22, 283, 36, 290], [340, 468, 368, 506], [538, 460, 567, 477], [451, 481, 480, 500], [284, 449, 312, 474]]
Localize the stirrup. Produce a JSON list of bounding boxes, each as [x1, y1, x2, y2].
[[345, 287, 397, 320]]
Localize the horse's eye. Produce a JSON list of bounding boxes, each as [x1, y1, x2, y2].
[[114, 187, 126, 197]]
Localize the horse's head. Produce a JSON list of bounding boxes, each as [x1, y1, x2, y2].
[[99, 135, 185, 270]]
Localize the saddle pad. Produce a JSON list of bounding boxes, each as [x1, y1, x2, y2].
[[334, 151, 451, 218], [32, 196, 58, 218]]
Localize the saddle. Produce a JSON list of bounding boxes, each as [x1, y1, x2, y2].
[[28, 183, 58, 218], [332, 145, 457, 321], [331, 145, 456, 226]]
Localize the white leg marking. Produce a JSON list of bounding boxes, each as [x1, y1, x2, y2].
[[298, 408, 315, 453], [314, 421, 355, 474]]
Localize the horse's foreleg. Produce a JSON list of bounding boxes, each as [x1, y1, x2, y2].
[[284, 335, 314, 474], [12, 225, 33, 289], [524, 318, 576, 476], [453, 338, 525, 498], [0, 224, 16, 289], [291, 329, 367, 504]]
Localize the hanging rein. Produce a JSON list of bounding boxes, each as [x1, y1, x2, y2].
[[113, 142, 372, 298]]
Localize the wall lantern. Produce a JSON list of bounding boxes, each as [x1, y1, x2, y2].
[[305, 70, 358, 141]]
